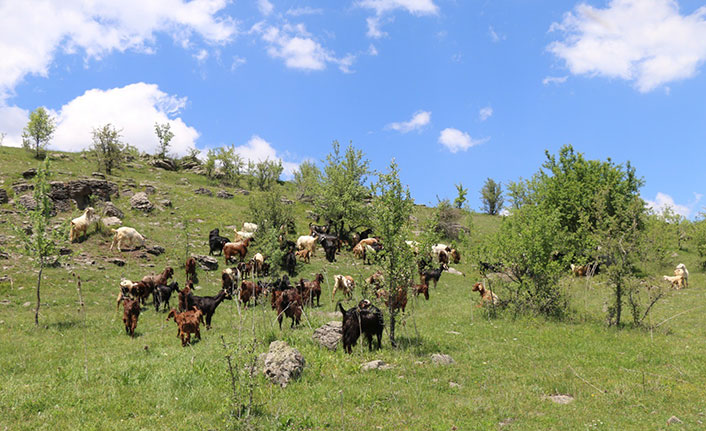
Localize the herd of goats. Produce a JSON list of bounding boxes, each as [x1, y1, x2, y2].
[[64, 206, 693, 352]]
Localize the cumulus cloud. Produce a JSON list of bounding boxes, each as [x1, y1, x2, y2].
[[359, 0, 438, 38], [548, 0, 706, 92], [0, 105, 30, 148], [542, 75, 569, 86], [31, 83, 199, 156], [386, 111, 431, 133], [479, 107, 493, 121], [232, 135, 299, 178], [0, 0, 236, 101], [645, 192, 702, 218], [286, 7, 323, 16], [438, 128, 487, 153], [259, 23, 354, 72], [257, 0, 274, 16]]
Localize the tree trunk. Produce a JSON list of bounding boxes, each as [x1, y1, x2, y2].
[[35, 262, 43, 326], [388, 308, 397, 347], [615, 282, 622, 327]]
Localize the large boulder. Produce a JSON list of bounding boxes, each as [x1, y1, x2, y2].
[[66, 179, 119, 209], [130, 192, 154, 212], [263, 341, 305, 388], [192, 254, 218, 271], [0, 189, 8, 204], [150, 158, 177, 171], [312, 321, 342, 351], [102, 201, 124, 218], [146, 245, 165, 256], [101, 216, 122, 227], [12, 183, 33, 194], [17, 194, 37, 211]]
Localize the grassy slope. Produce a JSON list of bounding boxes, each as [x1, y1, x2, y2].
[[0, 147, 705, 430]]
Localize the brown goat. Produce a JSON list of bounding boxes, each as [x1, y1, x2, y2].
[[122, 297, 140, 337], [472, 282, 499, 306], [295, 249, 310, 263], [240, 280, 260, 307], [185, 257, 197, 282], [223, 238, 252, 264], [178, 281, 194, 312], [299, 273, 324, 307], [167, 307, 204, 346], [376, 286, 408, 313], [275, 288, 302, 329], [139, 267, 174, 303], [412, 283, 429, 300]]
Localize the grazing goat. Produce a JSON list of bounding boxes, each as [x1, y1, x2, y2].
[[178, 282, 195, 312], [252, 253, 265, 276], [234, 230, 255, 241], [295, 249, 310, 263], [275, 288, 302, 329], [279, 235, 296, 253], [299, 273, 324, 307], [412, 283, 429, 300], [122, 297, 140, 337], [472, 282, 499, 306], [237, 261, 254, 279], [376, 286, 408, 312], [296, 235, 317, 256], [339, 300, 384, 354], [223, 237, 253, 264], [309, 223, 329, 236], [365, 270, 385, 292], [421, 265, 444, 288], [222, 268, 239, 296], [154, 281, 180, 312], [332, 275, 355, 301], [240, 281, 259, 307], [110, 227, 145, 252], [282, 250, 297, 277], [69, 207, 95, 243], [140, 267, 174, 305], [208, 228, 230, 256], [319, 235, 338, 263], [117, 278, 145, 310], [675, 263, 689, 288], [663, 274, 686, 289], [185, 257, 197, 283], [190, 289, 231, 329], [167, 307, 204, 346]]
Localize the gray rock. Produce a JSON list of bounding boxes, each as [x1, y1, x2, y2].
[[217, 190, 234, 199], [430, 353, 455, 365], [263, 341, 305, 388], [548, 394, 574, 404], [130, 192, 154, 212], [91, 172, 106, 179], [449, 381, 461, 388], [101, 217, 122, 227], [0, 189, 8, 204], [181, 160, 200, 170], [192, 254, 218, 271], [0, 251, 9, 259], [194, 187, 213, 196], [22, 168, 37, 179], [23, 301, 31, 307], [12, 183, 33, 194], [59, 247, 73, 256], [67, 179, 119, 209], [107, 258, 126, 266], [361, 360, 393, 371], [142, 184, 157, 194], [312, 321, 342, 350], [234, 188, 250, 196], [17, 194, 37, 211], [159, 199, 172, 208], [146, 245, 165, 256], [667, 416, 683, 425], [151, 158, 177, 171], [102, 202, 124, 218]]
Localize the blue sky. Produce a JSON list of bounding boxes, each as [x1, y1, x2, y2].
[[1, 0, 705, 217]]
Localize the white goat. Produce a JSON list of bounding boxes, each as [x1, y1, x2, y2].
[[675, 263, 689, 288], [110, 227, 145, 252], [332, 275, 355, 300], [242, 222, 258, 233], [69, 207, 95, 242], [296, 235, 317, 256]]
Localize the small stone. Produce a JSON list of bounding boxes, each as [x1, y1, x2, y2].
[[192, 254, 218, 271], [667, 416, 683, 425], [17, 194, 37, 210], [548, 394, 574, 404], [91, 172, 106, 179], [101, 216, 122, 227], [263, 341, 305, 388], [449, 381, 461, 388], [102, 202, 124, 218], [0, 189, 8, 204], [159, 199, 172, 208], [23, 301, 31, 307], [146, 246, 165, 256], [142, 184, 157, 194], [130, 192, 154, 212], [59, 248, 73, 256], [217, 190, 234, 199], [446, 331, 461, 335], [107, 258, 126, 267], [431, 353, 455, 365], [22, 168, 37, 179], [312, 321, 342, 350], [194, 187, 213, 196], [361, 360, 393, 371]]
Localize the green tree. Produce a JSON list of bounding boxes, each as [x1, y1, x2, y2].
[[154, 122, 174, 159], [454, 183, 468, 209], [217, 145, 244, 186], [693, 215, 706, 270], [22, 107, 56, 159], [480, 178, 504, 215], [248, 190, 296, 274], [91, 123, 124, 175], [293, 160, 321, 202], [370, 159, 416, 347], [314, 141, 370, 236], [254, 158, 283, 191], [205, 148, 217, 179], [14, 157, 65, 325]]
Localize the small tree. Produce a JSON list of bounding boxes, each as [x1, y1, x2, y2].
[[22, 107, 56, 159], [217, 145, 244, 186], [205, 149, 217, 179], [91, 123, 124, 175], [293, 160, 321, 202], [254, 158, 283, 191], [370, 159, 416, 347], [454, 183, 468, 209], [14, 157, 64, 325], [154, 122, 174, 159], [480, 178, 504, 215], [248, 190, 296, 273]]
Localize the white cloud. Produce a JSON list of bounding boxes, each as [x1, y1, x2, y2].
[[386, 111, 431, 133], [0, 105, 29, 148], [368, 44, 379, 56], [194, 49, 209, 63], [359, 0, 437, 38], [0, 0, 236, 101], [645, 192, 693, 218], [479, 106, 493, 121], [489, 26, 504, 42], [286, 7, 323, 16], [231, 56, 247, 71], [232, 135, 299, 178], [548, 0, 706, 92], [366, 17, 388, 39], [542, 75, 569, 86], [259, 24, 354, 72], [34, 83, 199, 156], [438, 128, 487, 153], [257, 0, 274, 16]]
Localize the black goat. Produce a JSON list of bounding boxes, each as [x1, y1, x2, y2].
[[319, 235, 338, 263], [154, 281, 180, 312], [282, 251, 297, 277], [209, 228, 231, 256], [339, 299, 384, 354], [186, 289, 231, 330], [421, 265, 444, 288]]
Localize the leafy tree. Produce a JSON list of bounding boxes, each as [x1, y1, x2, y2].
[[480, 178, 504, 215], [693, 215, 706, 270], [22, 107, 56, 159], [254, 158, 283, 191], [454, 183, 468, 209], [370, 159, 416, 347], [205, 149, 217, 179], [248, 190, 296, 274], [91, 123, 124, 175], [217, 145, 244, 186], [14, 157, 65, 325], [293, 160, 321, 202], [314, 141, 370, 236], [154, 122, 174, 159]]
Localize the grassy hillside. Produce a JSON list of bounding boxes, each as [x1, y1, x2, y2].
[[0, 147, 704, 430]]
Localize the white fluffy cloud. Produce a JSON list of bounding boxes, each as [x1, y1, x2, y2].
[[0, 0, 236, 100], [386, 111, 431, 133], [438, 128, 486, 153], [260, 24, 354, 72], [43, 83, 199, 156], [645, 192, 700, 218], [0, 105, 30, 148], [479, 107, 493, 121], [548, 0, 706, 92], [359, 0, 438, 38], [232, 135, 299, 178], [542, 76, 569, 86], [257, 0, 274, 16]]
